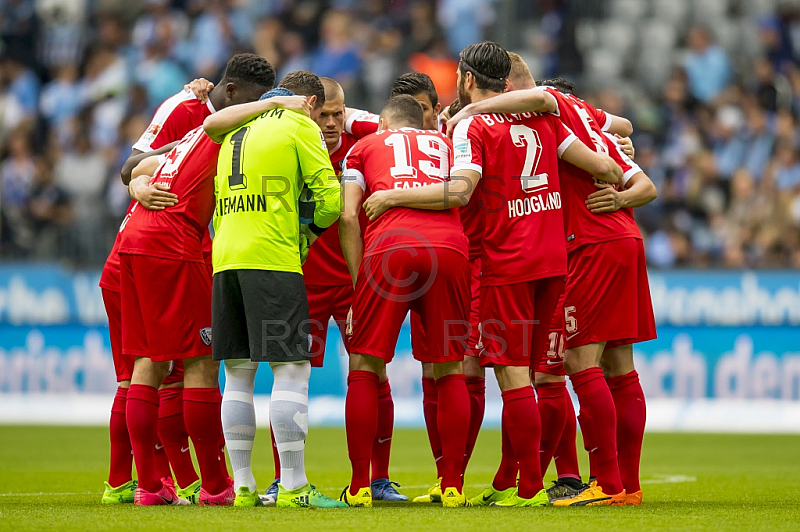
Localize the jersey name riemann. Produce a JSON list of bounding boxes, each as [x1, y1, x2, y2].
[[212, 107, 340, 275]]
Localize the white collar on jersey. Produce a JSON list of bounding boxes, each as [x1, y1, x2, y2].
[[206, 99, 217, 114], [329, 135, 343, 156]]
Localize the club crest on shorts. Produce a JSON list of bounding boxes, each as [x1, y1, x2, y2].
[[200, 327, 212, 346]]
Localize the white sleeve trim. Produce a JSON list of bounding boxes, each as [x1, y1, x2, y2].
[[600, 110, 612, 132], [557, 133, 578, 157], [622, 167, 642, 187], [345, 109, 378, 135], [342, 168, 366, 190], [451, 162, 483, 176]]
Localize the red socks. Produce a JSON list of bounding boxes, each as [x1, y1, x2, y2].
[[536, 381, 568, 477], [462, 376, 486, 475], [183, 387, 229, 494], [346, 370, 379, 495], [554, 390, 581, 480], [126, 384, 161, 492], [421, 377, 443, 477], [270, 425, 281, 481], [371, 379, 394, 481], [492, 419, 518, 490], [501, 386, 543, 498], [571, 367, 623, 494], [435, 374, 470, 491], [158, 387, 198, 489], [608, 371, 646, 493], [108, 386, 133, 487]]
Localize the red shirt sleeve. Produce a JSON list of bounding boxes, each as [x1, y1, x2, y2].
[[552, 117, 579, 157], [133, 102, 194, 152], [345, 110, 379, 139]]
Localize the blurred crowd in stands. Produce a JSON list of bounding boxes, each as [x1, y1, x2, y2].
[[0, 0, 799, 269]]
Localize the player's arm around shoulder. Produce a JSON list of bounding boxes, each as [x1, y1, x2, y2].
[[446, 88, 557, 136], [295, 117, 341, 231], [203, 96, 310, 143]]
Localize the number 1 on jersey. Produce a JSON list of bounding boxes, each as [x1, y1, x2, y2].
[[228, 127, 250, 190]]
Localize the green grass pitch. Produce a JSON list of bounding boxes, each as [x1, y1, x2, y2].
[[1, 426, 799, 531]]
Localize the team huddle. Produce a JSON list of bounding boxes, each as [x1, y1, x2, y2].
[[99, 40, 657, 509]]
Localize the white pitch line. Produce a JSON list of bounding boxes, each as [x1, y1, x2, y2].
[[0, 491, 94, 497], [640, 475, 697, 484]]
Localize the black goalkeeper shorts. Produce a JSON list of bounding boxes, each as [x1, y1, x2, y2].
[[212, 269, 312, 363]]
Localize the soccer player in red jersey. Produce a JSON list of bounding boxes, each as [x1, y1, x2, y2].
[[99, 54, 274, 505], [448, 75, 657, 506], [389, 74, 488, 502], [339, 95, 472, 508], [362, 42, 622, 507]]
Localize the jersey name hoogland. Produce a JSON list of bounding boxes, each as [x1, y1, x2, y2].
[[212, 108, 340, 275]]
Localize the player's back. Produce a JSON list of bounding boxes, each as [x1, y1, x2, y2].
[[453, 112, 574, 285], [213, 108, 336, 274], [544, 87, 642, 250], [119, 127, 220, 262], [345, 128, 467, 258]]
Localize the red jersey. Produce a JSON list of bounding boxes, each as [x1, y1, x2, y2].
[[344, 128, 468, 258], [452, 112, 578, 286], [100, 91, 215, 291], [118, 127, 219, 262], [302, 111, 379, 286], [544, 87, 643, 251]]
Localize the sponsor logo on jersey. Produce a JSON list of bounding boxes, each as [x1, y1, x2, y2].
[[318, 130, 327, 150], [454, 139, 472, 163], [200, 327, 212, 346]]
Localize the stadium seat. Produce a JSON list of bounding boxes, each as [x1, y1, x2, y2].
[[585, 47, 625, 86], [575, 20, 599, 53], [610, 0, 649, 22], [691, 0, 730, 24], [638, 19, 678, 52], [651, 0, 689, 26], [600, 20, 637, 56]]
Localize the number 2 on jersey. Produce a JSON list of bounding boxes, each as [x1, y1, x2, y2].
[[228, 127, 250, 190], [509, 125, 547, 193]]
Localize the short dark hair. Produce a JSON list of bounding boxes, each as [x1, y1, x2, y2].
[[448, 99, 462, 116], [380, 95, 424, 129], [391, 72, 439, 108], [537, 77, 578, 96], [459, 41, 511, 93], [279, 70, 326, 109], [221, 53, 275, 90]]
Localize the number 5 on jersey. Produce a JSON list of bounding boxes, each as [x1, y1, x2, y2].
[[228, 127, 250, 190]]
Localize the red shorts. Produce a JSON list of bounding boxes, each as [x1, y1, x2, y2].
[[411, 257, 481, 360], [564, 238, 656, 350], [120, 254, 212, 362], [103, 288, 185, 383], [350, 247, 470, 364], [536, 289, 566, 376], [306, 283, 353, 367], [479, 275, 564, 368]]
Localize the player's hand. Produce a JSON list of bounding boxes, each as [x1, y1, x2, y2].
[[586, 183, 625, 213], [616, 134, 635, 160], [131, 178, 179, 210], [362, 189, 395, 221], [270, 96, 311, 117], [345, 306, 354, 337], [184, 78, 214, 104], [438, 108, 451, 131], [446, 106, 473, 138]]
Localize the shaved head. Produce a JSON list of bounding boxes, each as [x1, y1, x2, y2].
[[321, 77, 344, 103]]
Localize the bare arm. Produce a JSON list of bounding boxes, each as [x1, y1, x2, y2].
[[447, 88, 557, 136], [605, 113, 633, 137], [120, 141, 179, 185], [340, 182, 365, 286], [203, 96, 311, 143], [560, 141, 622, 184], [586, 171, 657, 213], [361, 170, 480, 221], [127, 155, 179, 211]]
